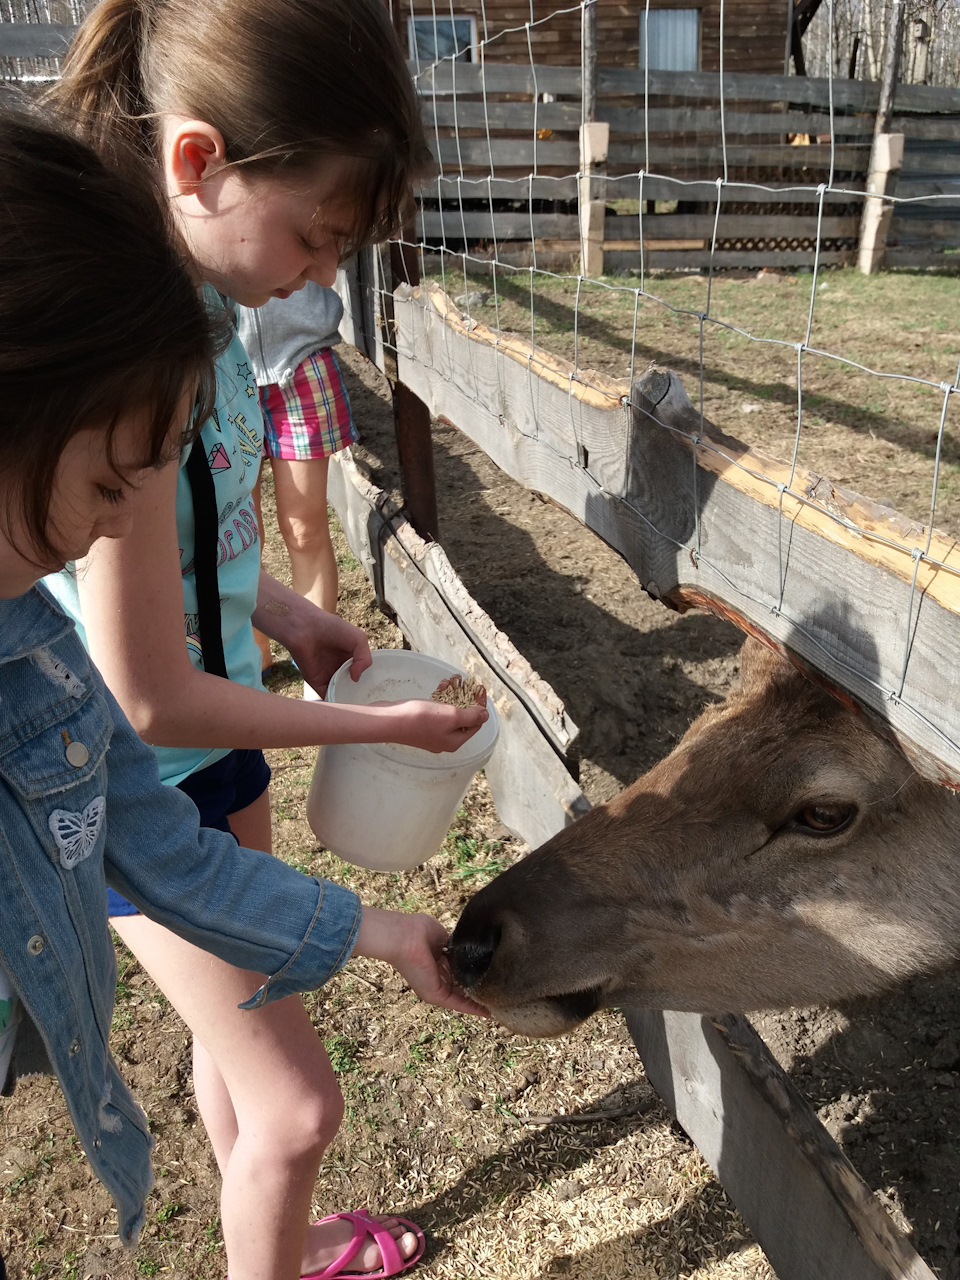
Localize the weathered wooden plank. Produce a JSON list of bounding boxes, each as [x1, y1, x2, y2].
[[419, 62, 960, 112], [603, 106, 845, 137], [605, 141, 871, 171], [602, 213, 860, 238], [441, 245, 854, 268], [418, 211, 860, 242], [415, 61, 582, 96], [423, 99, 582, 132], [625, 1010, 935, 1280], [888, 218, 960, 245], [598, 67, 960, 115], [420, 100, 937, 142], [420, 175, 581, 201], [901, 150, 960, 176], [430, 137, 580, 168], [0, 22, 75, 58], [326, 449, 588, 849], [391, 283, 960, 788], [884, 247, 960, 266], [419, 211, 581, 240], [420, 174, 865, 204], [429, 137, 871, 173], [606, 249, 855, 267]]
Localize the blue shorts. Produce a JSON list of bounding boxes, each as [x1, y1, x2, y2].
[[107, 748, 272, 918]]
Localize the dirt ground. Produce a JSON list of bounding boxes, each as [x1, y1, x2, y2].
[[5, 269, 960, 1280]]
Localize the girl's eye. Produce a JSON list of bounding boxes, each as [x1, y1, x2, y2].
[[97, 485, 125, 506]]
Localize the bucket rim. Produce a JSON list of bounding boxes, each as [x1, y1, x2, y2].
[[325, 648, 500, 771]]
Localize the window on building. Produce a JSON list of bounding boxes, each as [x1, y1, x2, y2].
[[408, 15, 478, 66], [639, 9, 700, 71]]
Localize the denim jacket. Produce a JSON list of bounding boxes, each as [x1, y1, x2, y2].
[[0, 585, 362, 1245]]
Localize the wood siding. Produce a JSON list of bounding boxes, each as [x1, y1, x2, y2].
[[404, 0, 792, 74]]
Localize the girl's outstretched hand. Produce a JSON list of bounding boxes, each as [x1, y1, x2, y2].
[[376, 698, 489, 753], [290, 610, 372, 697], [254, 571, 372, 695], [353, 906, 489, 1018]]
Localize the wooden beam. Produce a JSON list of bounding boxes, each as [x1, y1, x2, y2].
[[625, 1010, 935, 1280], [421, 175, 864, 204], [326, 450, 588, 848], [389, 283, 960, 789], [414, 62, 960, 114]]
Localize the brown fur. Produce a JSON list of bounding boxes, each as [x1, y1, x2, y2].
[[448, 639, 960, 1035]]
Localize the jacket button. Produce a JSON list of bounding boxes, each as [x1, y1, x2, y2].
[[65, 741, 90, 768], [69, 1038, 81, 1056], [27, 935, 44, 955]]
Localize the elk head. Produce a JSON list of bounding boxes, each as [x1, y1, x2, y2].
[[449, 640, 960, 1034]]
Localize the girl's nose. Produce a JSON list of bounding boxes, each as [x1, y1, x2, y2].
[[310, 245, 340, 289]]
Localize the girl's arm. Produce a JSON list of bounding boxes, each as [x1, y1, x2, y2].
[[100, 679, 481, 1014], [77, 464, 487, 753], [252, 570, 372, 696]]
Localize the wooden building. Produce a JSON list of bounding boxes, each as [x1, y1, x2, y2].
[[402, 0, 794, 75]]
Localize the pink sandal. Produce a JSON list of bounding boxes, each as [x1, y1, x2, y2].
[[301, 1209, 426, 1280]]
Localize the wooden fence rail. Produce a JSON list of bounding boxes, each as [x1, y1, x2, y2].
[[411, 62, 960, 271]]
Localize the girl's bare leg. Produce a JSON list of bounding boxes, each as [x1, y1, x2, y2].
[[112, 790, 418, 1279], [271, 456, 338, 615]]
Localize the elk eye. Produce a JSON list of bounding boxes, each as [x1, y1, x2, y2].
[[789, 803, 857, 837]]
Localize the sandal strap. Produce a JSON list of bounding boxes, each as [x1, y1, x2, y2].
[[309, 1212, 369, 1280], [307, 1210, 405, 1280]]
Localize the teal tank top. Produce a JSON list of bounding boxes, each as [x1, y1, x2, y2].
[[46, 291, 265, 786]]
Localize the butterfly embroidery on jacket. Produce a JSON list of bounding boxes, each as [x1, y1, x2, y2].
[[49, 797, 105, 869]]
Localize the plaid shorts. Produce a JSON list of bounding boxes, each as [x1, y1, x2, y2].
[[259, 347, 358, 462]]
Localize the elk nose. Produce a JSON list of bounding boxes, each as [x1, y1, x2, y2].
[[447, 923, 501, 990]]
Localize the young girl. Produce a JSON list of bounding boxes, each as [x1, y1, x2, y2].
[[239, 284, 355, 696], [0, 108, 479, 1279], [47, 4, 486, 1278]]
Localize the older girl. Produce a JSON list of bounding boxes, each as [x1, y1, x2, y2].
[[0, 107, 476, 1280]]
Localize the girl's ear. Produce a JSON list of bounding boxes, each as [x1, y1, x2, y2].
[[165, 119, 228, 195]]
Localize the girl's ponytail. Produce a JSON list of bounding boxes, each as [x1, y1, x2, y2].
[[47, 0, 152, 164]]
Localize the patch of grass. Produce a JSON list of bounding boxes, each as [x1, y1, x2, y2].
[[404, 1029, 434, 1074], [448, 833, 510, 883], [324, 1033, 362, 1073]]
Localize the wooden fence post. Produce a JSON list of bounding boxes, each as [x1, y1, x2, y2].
[[859, 0, 906, 274], [388, 240, 440, 542], [858, 131, 905, 274], [578, 0, 607, 278], [579, 123, 609, 278]]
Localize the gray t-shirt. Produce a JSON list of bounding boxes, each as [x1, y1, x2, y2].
[[236, 282, 343, 388]]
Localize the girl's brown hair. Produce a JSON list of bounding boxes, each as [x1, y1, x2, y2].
[[51, 0, 431, 252], [0, 107, 222, 563]]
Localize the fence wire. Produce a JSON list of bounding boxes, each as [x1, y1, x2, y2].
[[381, 0, 960, 768]]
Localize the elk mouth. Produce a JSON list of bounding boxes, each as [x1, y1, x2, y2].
[[472, 984, 604, 1038]]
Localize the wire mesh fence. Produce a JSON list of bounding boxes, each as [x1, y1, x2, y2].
[[372, 0, 960, 784], [4, 0, 960, 779]]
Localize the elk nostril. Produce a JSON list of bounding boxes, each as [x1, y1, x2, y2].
[[448, 925, 501, 989]]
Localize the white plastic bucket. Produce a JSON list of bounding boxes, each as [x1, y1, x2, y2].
[[307, 649, 500, 872]]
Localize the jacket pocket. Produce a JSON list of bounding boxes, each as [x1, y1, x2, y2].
[[0, 689, 112, 801]]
